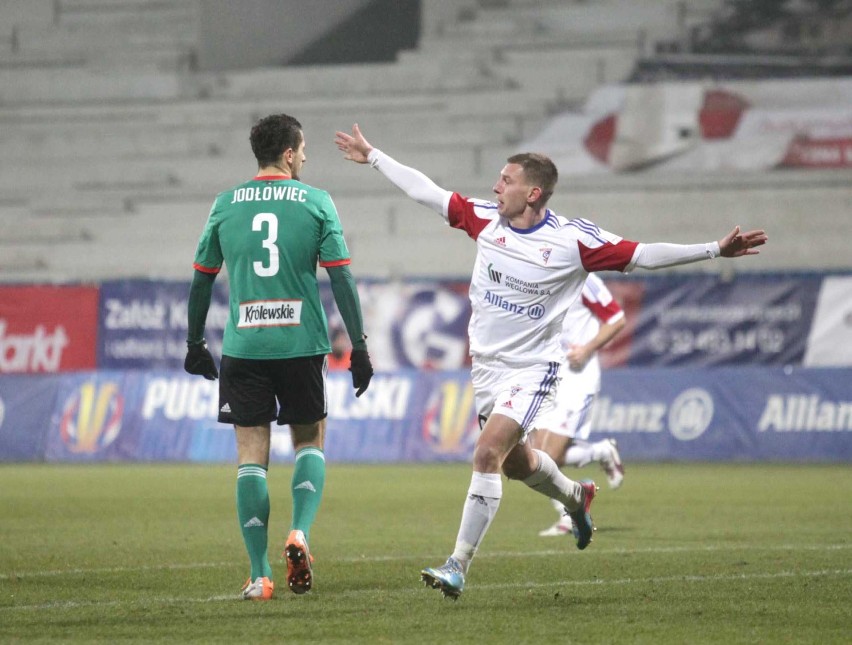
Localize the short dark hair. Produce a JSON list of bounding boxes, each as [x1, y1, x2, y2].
[[250, 114, 303, 167], [507, 152, 558, 204]]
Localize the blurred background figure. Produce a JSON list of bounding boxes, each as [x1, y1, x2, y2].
[[327, 325, 353, 371], [531, 273, 627, 538]]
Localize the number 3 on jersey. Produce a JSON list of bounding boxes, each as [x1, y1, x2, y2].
[[252, 212, 279, 276]]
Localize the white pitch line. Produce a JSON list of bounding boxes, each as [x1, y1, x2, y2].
[[2, 569, 849, 613], [1, 542, 849, 581], [468, 568, 852, 593], [342, 542, 852, 563], [0, 561, 236, 581]]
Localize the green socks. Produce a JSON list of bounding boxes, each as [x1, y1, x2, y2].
[[236, 464, 272, 581], [291, 447, 326, 542], [235, 450, 324, 580]]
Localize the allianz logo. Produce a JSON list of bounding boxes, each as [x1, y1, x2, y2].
[[483, 291, 546, 320], [591, 388, 713, 440], [592, 389, 852, 436], [758, 394, 852, 432]]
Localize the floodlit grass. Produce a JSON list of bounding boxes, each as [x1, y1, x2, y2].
[[0, 462, 849, 643]]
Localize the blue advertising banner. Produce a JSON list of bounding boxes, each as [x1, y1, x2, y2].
[[95, 274, 841, 372], [321, 280, 472, 371], [98, 280, 230, 369], [36, 370, 480, 464], [625, 275, 821, 366], [6, 367, 849, 464], [44, 371, 145, 462], [98, 278, 473, 372], [590, 367, 852, 462], [135, 370, 479, 464], [0, 375, 59, 461]]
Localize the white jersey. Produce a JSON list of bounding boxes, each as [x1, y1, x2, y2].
[[366, 147, 717, 369], [536, 274, 624, 438], [445, 193, 639, 366], [561, 273, 625, 350], [560, 272, 625, 384]]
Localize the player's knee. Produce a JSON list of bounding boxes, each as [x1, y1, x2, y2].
[[472, 443, 502, 472]]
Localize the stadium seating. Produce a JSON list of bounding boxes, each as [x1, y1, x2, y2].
[[0, 0, 849, 282]]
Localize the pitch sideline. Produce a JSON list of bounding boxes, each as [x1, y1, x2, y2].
[[1, 542, 849, 582], [1, 568, 850, 612]]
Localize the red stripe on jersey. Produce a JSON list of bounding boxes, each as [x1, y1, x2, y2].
[[253, 174, 291, 180], [447, 193, 494, 241], [578, 239, 639, 272], [319, 258, 352, 268], [193, 263, 221, 274], [582, 294, 623, 324]]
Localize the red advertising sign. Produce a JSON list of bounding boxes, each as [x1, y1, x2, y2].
[[0, 285, 98, 373], [780, 136, 852, 168]]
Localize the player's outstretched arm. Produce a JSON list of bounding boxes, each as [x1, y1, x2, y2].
[[632, 225, 769, 270], [335, 123, 451, 216], [335, 123, 373, 163], [718, 226, 768, 257]]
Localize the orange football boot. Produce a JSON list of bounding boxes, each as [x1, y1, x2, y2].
[[283, 529, 314, 594], [240, 576, 274, 600]]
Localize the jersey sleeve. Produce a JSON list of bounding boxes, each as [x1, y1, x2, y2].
[[447, 193, 499, 241], [568, 218, 640, 272], [581, 273, 624, 324], [318, 192, 352, 268], [192, 200, 224, 274]]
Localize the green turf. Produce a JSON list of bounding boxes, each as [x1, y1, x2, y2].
[[1, 462, 849, 643]]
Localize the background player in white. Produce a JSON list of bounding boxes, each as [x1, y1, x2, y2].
[[532, 273, 626, 537], [336, 123, 767, 600]]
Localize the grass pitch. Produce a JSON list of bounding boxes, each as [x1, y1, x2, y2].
[[1, 462, 849, 643]]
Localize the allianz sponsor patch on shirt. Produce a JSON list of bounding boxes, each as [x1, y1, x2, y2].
[[238, 299, 302, 328]]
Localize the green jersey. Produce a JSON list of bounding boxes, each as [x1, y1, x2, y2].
[[193, 175, 350, 359]]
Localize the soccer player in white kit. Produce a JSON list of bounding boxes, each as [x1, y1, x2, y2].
[[336, 123, 767, 599], [532, 273, 627, 537]]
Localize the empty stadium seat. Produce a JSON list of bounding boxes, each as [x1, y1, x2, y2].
[[0, 0, 848, 283]]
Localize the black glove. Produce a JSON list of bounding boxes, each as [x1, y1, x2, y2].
[[184, 340, 218, 380], [349, 348, 373, 398]]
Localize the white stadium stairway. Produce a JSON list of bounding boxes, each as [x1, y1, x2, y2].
[[0, 0, 849, 282]]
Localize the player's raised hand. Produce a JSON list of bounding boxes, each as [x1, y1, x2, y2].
[[335, 123, 373, 164], [718, 225, 768, 257]]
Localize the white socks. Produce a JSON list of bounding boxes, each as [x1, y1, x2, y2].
[[450, 452, 589, 572], [451, 472, 502, 573], [565, 440, 609, 468], [522, 449, 583, 512]]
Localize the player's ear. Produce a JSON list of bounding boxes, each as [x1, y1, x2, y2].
[[528, 185, 542, 204]]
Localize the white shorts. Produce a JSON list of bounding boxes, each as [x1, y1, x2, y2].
[[471, 357, 562, 440], [535, 362, 600, 440]]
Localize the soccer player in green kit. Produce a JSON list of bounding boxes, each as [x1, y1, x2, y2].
[[184, 113, 373, 600]]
